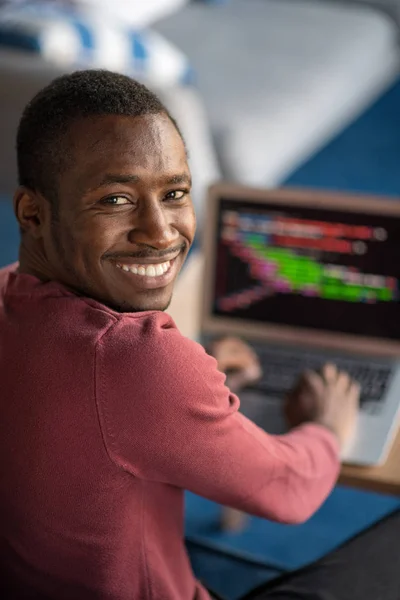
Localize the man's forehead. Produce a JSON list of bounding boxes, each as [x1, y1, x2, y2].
[[62, 113, 189, 192], [67, 113, 185, 155]]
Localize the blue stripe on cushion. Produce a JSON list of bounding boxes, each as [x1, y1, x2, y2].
[[181, 65, 196, 85], [69, 17, 94, 50], [131, 32, 148, 61], [0, 28, 40, 52]]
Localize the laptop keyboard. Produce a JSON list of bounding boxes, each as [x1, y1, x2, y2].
[[246, 345, 393, 413]]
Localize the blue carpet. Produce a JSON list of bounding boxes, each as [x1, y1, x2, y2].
[[285, 79, 400, 197], [185, 489, 400, 599]]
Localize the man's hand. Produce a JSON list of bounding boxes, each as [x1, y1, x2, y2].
[[285, 363, 360, 449], [209, 337, 262, 392]]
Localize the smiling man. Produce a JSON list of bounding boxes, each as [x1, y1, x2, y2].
[[15, 79, 194, 313], [0, 70, 398, 600]]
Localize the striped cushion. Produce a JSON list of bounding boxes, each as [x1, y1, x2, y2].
[[0, 3, 193, 85]]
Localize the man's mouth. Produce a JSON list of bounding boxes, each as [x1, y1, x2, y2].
[[116, 259, 171, 278], [112, 254, 182, 290]]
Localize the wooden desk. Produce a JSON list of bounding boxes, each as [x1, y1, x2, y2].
[[167, 253, 400, 497], [340, 440, 400, 496]]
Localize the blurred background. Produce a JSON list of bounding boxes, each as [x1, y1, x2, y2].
[[1, 1, 400, 598]]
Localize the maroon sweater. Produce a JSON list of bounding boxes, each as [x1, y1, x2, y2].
[[0, 264, 340, 599]]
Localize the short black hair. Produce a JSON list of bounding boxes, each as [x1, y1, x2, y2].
[[16, 69, 183, 204]]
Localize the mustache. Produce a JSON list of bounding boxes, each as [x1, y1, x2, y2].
[[104, 243, 186, 260]]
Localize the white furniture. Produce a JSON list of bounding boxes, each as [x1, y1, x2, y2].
[[156, 0, 400, 187]]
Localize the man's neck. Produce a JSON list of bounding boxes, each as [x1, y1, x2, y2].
[[18, 238, 53, 283]]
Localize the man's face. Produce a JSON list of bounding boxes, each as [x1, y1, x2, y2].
[[41, 113, 196, 312]]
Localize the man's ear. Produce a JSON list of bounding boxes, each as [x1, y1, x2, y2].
[[13, 187, 49, 239]]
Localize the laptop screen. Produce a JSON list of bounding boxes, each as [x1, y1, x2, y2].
[[212, 197, 400, 340]]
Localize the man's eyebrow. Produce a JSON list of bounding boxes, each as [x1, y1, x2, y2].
[[85, 172, 192, 193], [90, 174, 141, 190], [164, 174, 192, 186]]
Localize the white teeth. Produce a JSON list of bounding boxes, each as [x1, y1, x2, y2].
[[117, 260, 171, 277], [146, 265, 156, 277]]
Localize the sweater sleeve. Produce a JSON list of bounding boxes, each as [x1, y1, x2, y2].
[[95, 312, 340, 524]]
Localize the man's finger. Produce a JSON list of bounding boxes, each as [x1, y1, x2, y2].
[[300, 369, 325, 396], [321, 363, 337, 383], [220, 352, 261, 374], [226, 364, 261, 392], [336, 370, 350, 392], [349, 380, 361, 403]]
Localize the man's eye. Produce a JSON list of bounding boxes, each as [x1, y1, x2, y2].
[[103, 196, 131, 206], [164, 190, 187, 201]]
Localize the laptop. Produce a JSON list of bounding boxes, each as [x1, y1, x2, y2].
[[201, 183, 400, 466]]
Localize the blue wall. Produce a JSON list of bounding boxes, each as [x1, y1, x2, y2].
[[0, 196, 19, 267]]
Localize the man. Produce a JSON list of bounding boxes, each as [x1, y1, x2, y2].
[[0, 70, 398, 600]]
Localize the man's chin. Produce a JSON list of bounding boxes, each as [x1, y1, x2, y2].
[[113, 292, 173, 313], [118, 302, 171, 313]]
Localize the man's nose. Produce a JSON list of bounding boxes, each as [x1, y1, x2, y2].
[[129, 199, 179, 249]]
